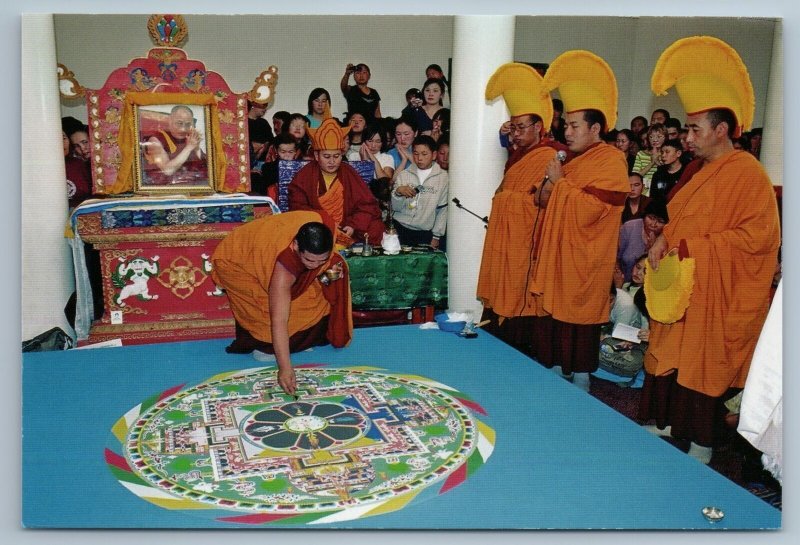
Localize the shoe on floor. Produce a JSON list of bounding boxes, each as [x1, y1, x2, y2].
[[688, 442, 713, 464], [643, 424, 672, 437]]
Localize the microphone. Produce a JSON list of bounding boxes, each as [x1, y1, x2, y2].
[[452, 198, 489, 226], [531, 150, 567, 194]]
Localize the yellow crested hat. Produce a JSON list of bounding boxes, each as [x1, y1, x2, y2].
[[651, 36, 754, 137], [644, 252, 696, 324], [307, 117, 350, 151], [485, 62, 553, 124], [543, 50, 617, 131]]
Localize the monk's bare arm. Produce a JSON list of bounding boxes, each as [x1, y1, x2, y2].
[[268, 262, 297, 394]]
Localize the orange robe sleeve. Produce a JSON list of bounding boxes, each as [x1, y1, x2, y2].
[[476, 145, 556, 318], [645, 150, 780, 396], [530, 143, 630, 324]]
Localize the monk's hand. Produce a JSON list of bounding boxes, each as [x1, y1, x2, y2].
[[340, 225, 355, 237], [277, 365, 296, 395], [499, 120, 512, 136], [613, 266, 625, 289], [186, 128, 202, 151], [544, 155, 563, 183], [648, 234, 669, 270], [394, 185, 417, 198], [638, 329, 650, 342]]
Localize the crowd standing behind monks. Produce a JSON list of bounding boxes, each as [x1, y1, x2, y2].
[[62, 48, 779, 468]]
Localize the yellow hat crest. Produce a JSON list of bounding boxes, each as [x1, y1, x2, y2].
[[307, 117, 350, 151], [651, 36, 754, 137], [543, 50, 617, 131], [644, 252, 696, 324], [485, 62, 553, 125]]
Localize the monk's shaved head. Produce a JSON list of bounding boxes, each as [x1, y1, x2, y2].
[[295, 222, 333, 255]]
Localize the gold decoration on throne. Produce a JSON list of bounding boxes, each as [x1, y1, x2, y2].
[[147, 14, 189, 48], [57, 63, 85, 99], [248, 66, 279, 105], [218, 109, 235, 124], [156, 256, 209, 299]]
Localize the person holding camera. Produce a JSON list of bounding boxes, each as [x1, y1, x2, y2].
[[340, 63, 382, 122]]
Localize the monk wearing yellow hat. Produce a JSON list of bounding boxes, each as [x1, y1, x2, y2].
[[477, 63, 569, 352], [288, 117, 385, 248], [529, 50, 630, 392], [640, 36, 781, 464], [211, 211, 353, 395]]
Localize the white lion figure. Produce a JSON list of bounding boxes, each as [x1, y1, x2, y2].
[[115, 256, 160, 306]]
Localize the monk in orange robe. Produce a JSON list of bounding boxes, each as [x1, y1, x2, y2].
[[211, 211, 352, 394], [640, 36, 782, 464], [641, 110, 780, 458], [531, 109, 629, 389], [476, 116, 566, 350], [479, 62, 572, 353], [529, 50, 631, 391], [288, 118, 385, 247]]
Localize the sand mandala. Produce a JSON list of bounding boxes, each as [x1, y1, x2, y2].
[[105, 364, 495, 525]]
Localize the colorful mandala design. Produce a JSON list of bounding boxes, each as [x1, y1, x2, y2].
[[105, 365, 495, 525]]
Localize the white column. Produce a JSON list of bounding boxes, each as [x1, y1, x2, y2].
[[446, 15, 515, 319], [761, 21, 782, 187], [21, 15, 75, 341]]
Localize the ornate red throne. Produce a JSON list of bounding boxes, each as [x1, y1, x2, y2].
[[64, 15, 280, 346]]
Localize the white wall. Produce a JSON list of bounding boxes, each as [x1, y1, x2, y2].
[[514, 16, 777, 129], [55, 14, 454, 123], [56, 14, 777, 130]]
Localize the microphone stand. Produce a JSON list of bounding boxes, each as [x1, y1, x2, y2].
[[451, 198, 488, 228]]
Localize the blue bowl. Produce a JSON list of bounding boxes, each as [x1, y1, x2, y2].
[[435, 313, 466, 333]]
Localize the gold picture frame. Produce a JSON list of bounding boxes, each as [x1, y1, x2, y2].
[[132, 102, 216, 194]]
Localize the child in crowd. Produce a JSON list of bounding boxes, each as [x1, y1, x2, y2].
[[595, 255, 650, 387], [390, 135, 449, 249], [633, 122, 667, 195], [388, 116, 418, 175], [251, 133, 298, 199], [436, 134, 449, 171], [650, 138, 684, 200], [358, 123, 395, 179]]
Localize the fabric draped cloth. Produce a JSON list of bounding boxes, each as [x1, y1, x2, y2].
[[476, 142, 558, 318], [317, 176, 354, 247], [530, 142, 630, 324], [644, 150, 780, 397], [738, 280, 782, 483], [65, 156, 92, 209], [288, 161, 385, 244], [210, 210, 352, 349]]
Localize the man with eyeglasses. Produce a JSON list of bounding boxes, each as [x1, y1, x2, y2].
[[477, 63, 569, 354], [530, 50, 630, 393]]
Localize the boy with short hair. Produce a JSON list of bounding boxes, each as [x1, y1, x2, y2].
[[650, 138, 684, 200], [391, 135, 449, 249], [253, 133, 298, 196]]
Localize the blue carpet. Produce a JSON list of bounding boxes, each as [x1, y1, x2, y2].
[[22, 325, 781, 530]]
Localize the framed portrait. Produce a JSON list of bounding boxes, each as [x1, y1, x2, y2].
[[132, 102, 216, 194]]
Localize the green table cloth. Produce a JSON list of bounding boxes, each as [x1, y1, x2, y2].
[[346, 250, 448, 310]]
